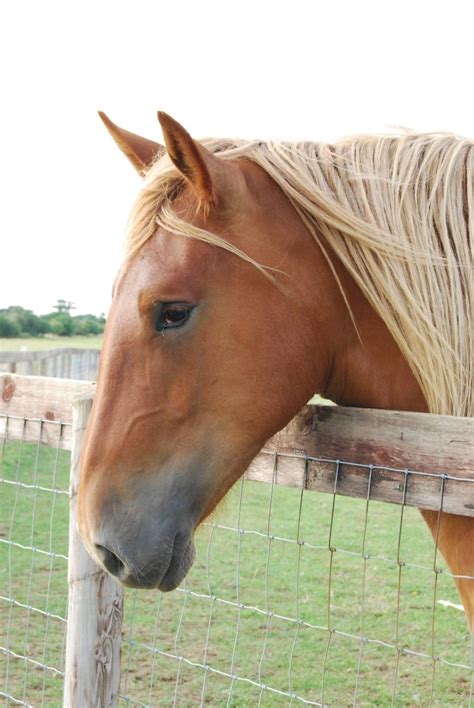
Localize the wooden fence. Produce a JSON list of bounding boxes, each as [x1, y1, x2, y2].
[[1, 374, 473, 706], [0, 348, 100, 380]]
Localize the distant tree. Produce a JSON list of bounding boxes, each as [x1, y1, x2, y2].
[[37, 316, 52, 334], [0, 315, 21, 337], [47, 313, 74, 336], [0, 304, 105, 337], [71, 314, 105, 335], [0, 306, 48, 336], [53, 299, 76, 314]]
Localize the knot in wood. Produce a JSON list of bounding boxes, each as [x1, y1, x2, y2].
[[1, 375, 15, 403]]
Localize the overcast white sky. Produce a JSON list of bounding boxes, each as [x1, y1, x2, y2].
[[1, 0, 473, 315]]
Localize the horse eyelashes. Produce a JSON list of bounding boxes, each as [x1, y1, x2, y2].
[[155, 303, 194, 332]]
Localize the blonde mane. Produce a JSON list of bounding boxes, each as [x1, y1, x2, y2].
[[126, 132, 473, 417]]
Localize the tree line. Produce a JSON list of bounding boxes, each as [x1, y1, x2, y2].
[[0, 304, 106, 337]]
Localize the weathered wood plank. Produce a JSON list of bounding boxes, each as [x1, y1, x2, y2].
[[0, 347, 99, 363], [63, 396, 123, 708], [0, 350, 100, 382], [1, 375, 473, 515], [0, 374, 95, 449], [245, 406, 474, 517], [263, 405, 473, 474]]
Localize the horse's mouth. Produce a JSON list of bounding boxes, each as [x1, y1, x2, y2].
[[111, 530, 196, 591], [156, 532, 196, 591]]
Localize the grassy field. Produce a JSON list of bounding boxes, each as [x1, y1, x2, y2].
[[0, 335, 103, 352], [1, 439, 472, 706]]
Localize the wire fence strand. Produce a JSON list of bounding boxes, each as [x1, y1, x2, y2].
[[1, 413, 70, 706], [1, 406, 473, 706]]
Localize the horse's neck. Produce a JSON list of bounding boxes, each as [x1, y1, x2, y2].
[[319, 262, 427, 413]]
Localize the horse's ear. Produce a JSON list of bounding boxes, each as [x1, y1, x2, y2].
[[98, 112, 164, 176], [157, 111, 226, 208]]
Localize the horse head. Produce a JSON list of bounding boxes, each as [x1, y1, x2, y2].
[[77, 112, 348, 589]]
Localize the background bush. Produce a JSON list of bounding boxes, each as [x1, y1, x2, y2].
[[0, 304, 106, 338]]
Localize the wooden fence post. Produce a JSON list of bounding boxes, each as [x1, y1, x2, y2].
[[63, 395, 123, 708]]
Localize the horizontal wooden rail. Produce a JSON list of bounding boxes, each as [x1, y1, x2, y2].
[[1, 374, 473, 515], [0, 374, 95, 448], [247, 405, 474, 517]]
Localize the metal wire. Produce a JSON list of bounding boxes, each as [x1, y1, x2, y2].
[[352, 464, 373, 705], [287, 457, 307, 702], [119, 453, 473, 706], [226, 473, 246, 706], [255, 452, 277, 707], [2, 407, 473, 706], [1, 413, 70, 707]]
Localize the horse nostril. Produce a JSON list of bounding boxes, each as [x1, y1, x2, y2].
[[94, 543, 126, 579]]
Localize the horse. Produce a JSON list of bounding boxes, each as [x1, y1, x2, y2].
[[77, 111, 473, 629]]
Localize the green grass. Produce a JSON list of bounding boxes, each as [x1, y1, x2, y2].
[[0, 439, 70, 706], [1, 440, 472, 706], [0, 335, 102, 352]]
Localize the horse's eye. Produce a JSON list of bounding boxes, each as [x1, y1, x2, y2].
[[156, 303, 194, 332]]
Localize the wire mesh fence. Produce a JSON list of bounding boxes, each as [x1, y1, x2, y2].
[[0, 376, 473, 706], [0, 415, 70, 706], [119, 455, 473, 706]]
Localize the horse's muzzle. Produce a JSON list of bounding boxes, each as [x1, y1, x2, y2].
[[79, 461, 209, 590], [92, 526, 196, 590]]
